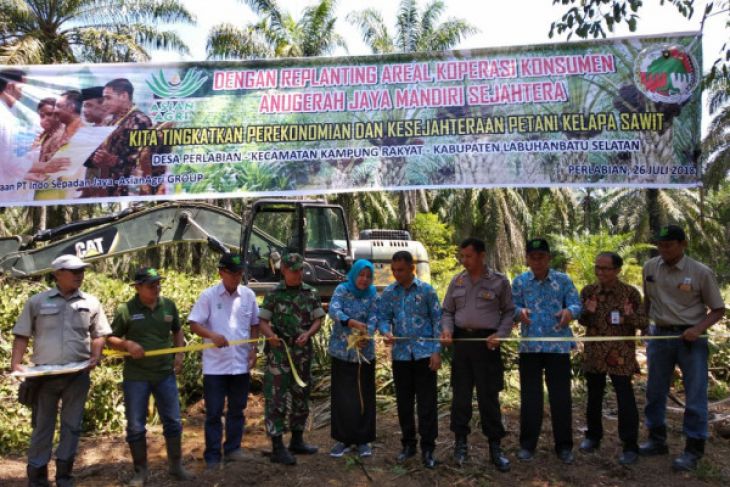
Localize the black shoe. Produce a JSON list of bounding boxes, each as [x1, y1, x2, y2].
[[517, 448, 534, 461], [579, 437, 600, 454], [452, 436, 468, 466], [618, 450, 639, 465], [27, 465, 50, 487], [672, 438, 705, 472], [639, 426, 669, 456], [557, 449, 574, 465], [271, 436, 297, 465], [489, 441, 510, 473], [421, 450, 436, 469], [397, 444, 417, 462], [639, 438, 669, 456], [289, 431, 318, 455], [672, 451, 700, 471]]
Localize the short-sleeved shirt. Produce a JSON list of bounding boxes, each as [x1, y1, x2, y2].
[[579, 281, 647, 375], [441, 267, 515, 337], [377, 278, 441, 361], [259, 282, 325, 342], [512, 269, 582, 354], [188, 283, 259, 375], [643, 255, 725, 326], [111, 295, 180, 381], [328, 283, 378, 362], [13, 287, 111, 365]]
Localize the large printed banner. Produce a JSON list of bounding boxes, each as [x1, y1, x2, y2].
[[0, 33, 702, 206]]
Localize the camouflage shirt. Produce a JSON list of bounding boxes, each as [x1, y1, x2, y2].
[[259, 282, 326, 342]]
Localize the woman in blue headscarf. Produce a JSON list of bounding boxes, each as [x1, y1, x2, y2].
[[327, 259, 378, 458]]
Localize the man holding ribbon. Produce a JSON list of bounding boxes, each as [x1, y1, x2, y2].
[[107, 267, 193, 485], [578, 252, 647, 465], [11, 255, 110, 487], [512, 237, 582, 465], [378, 250, 442, 469], [640, 225, 725, 471], [441, 237, 514, 472], [258, 252, 325, 465], [189, 253, 259, 469]]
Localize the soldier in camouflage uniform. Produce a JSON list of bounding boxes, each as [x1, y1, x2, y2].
[[258, 253, 325, 465]]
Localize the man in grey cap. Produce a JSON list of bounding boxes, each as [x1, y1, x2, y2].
[[11, 254, 111, 487], [640, 225, 726, 471]]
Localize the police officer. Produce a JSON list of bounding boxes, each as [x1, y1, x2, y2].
[[440, 238, 514, 472], [258, 253, 325, 465], [10, 255, 111, 487]]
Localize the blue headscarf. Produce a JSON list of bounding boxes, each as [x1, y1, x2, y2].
[[344, 259, 376, 299]]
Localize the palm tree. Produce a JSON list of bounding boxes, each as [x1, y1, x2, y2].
[[0, 0, 194, 64], [348, 0, 477, 229], [207, 0, 345, 60], [702, 80, 730, 191], [431, 189, 530, 271], [598, 187, 725, 259]]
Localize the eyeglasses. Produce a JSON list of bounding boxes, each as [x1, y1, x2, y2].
[[594, 265, 616, 272]]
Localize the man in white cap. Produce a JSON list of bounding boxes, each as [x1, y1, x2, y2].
[[10, 254, 111, 487]]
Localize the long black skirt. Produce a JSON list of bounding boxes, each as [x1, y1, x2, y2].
[[330, 356, 376, 445]]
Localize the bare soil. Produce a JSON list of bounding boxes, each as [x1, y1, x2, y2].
[[2, 389, 729, 486]]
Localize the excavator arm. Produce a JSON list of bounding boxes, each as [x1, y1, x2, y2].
[[0, 202, 242, 278]]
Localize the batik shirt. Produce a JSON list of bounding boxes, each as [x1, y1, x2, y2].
[[327, 282, 378, 362], [100, 108, 152, 196], [377, 278, 441, 360], [579, 281, 647, 375], [512, 269, 582, 354]]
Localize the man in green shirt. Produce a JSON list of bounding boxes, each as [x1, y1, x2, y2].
[[108, 267, 193, 486]]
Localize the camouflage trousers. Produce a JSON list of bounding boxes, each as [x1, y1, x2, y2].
[[264, 343, 312, 437]]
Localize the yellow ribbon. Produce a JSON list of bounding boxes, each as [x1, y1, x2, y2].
[[103, 337, 307, 388]]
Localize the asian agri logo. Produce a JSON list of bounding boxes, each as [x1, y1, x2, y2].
[[146, 69, 208, 123], [634, 45, 699, 104]]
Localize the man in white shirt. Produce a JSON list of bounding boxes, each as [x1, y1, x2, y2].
[[189, 253, 259, 469], [0, 68, 39, 203]]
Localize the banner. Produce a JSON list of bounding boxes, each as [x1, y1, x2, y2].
[[0, 33, 702, 206]]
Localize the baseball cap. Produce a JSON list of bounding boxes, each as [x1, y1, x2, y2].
[[218, 253, 245, 272], [526, 238, 550, 254], [654, 225, 686, 242], [51, 255, 90, 271], [133, 267, 164, 284], [281, 252, 304, 270]]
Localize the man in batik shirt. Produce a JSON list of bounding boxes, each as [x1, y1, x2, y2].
[[91, 78, 152, 196]]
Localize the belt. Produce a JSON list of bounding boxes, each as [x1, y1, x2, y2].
[[656, 325, 691, 333], [454, 326, 497, 335]]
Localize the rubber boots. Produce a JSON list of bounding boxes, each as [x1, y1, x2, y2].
[[55, 458, 75, 487], [165, 435, 194, 481], [26, 464, 49, 487], [128, 440, 148, 486]]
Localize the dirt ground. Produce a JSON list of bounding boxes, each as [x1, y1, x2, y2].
[[2, 389, 729, 487]]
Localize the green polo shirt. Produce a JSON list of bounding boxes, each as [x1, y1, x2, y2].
[[111, 295, 180, 381]]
